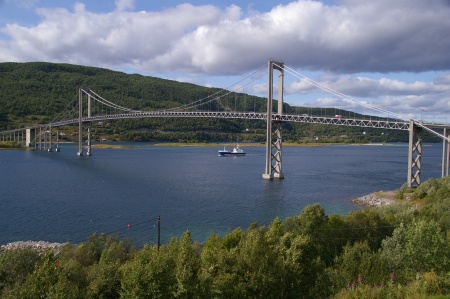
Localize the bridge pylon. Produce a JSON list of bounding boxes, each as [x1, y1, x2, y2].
[[77, 88, 92, 156], [263, 60, 284, 180], [407, 120, 423, 188]]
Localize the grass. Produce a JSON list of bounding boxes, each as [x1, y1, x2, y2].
[[0, 141, 23, 149]]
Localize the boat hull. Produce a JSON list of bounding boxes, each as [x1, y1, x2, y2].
[[218, 151, 246, 157]]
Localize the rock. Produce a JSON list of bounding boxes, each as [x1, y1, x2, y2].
[[0, 241, 67, 254], [351, 193, 396, 207]]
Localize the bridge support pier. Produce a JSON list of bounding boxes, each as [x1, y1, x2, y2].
[[26, 128, 36, 148], [272, 121, 283, 179], [86, 125, 92, 156], [33, 125, 60, 152], [407, 120, 423, 188], [47, 126, 53, 152], [55, 128, 60, 152], [263, 60, 284, 180], [38, 127, 42, 150]]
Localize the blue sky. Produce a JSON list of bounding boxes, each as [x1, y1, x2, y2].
[[1, 0, 450, 122]]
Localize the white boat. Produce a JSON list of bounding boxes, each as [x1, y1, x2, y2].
[[218, 144, 246, 156]]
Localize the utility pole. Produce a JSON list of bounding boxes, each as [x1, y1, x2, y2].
[[157, 215, 161, 251]]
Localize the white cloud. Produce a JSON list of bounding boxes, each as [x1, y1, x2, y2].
[[1, 0, 450, 121], [289, 75, 450, 98], [115, 0, 134, 12], [1, 0, 450, 74]]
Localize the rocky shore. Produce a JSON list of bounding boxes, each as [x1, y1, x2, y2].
[[351, 191, 397, 207], [0, 241, 67, 254]]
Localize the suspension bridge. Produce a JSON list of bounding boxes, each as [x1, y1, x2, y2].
[[1, 60, 450, 188]]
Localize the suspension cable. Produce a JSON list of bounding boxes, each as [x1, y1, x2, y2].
[[168, 63, 268, 112], [279, 63, 408, 122]]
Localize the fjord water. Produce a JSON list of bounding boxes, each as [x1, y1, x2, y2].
[[0, 143, 444, 246]]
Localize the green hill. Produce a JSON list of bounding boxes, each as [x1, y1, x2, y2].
[[0, 62, 412, 143]]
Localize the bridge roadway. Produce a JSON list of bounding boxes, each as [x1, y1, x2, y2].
[[42, 110, 411, 131], [4, 111, 450, 136]]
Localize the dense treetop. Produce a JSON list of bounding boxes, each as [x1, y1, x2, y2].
[[1, 177, 450, 298]]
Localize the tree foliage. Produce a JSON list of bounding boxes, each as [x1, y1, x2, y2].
[[2, 178, 450, 298]]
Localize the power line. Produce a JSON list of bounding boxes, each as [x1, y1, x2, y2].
[[71, 218, 157, 245]]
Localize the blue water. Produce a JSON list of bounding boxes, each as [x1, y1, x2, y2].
[[0, 142, 445, 246]]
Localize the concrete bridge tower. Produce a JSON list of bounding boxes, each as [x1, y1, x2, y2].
[[263, 60, 284, 180], [77, 88, 92, 156]]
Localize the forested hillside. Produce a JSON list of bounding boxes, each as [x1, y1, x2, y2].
[[0, 62, 414, 143], [2, 177, 450, 298]]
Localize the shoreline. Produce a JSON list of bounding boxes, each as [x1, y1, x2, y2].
[[1, 141, 406, 150], [0, 241, 67, 254], [96, 141, 396, 148], [351, 191, 398, 207], [1, 192, 400, 250]]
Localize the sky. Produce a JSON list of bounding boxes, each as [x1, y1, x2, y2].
[[1, 0, 450, 123]]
